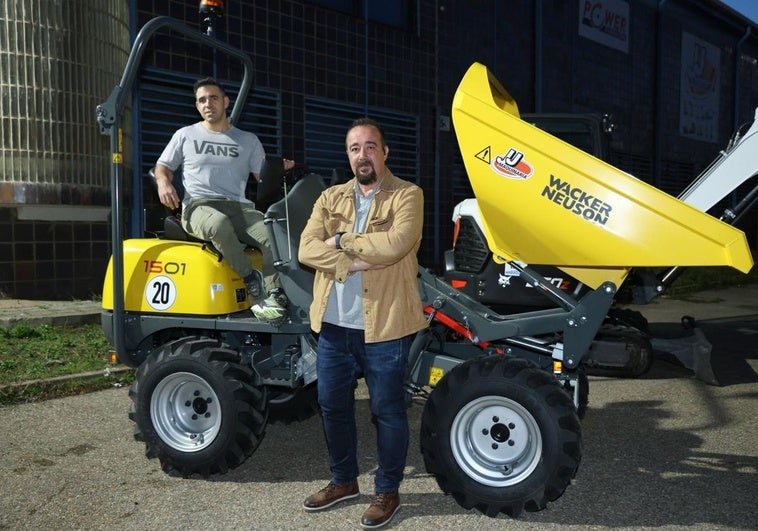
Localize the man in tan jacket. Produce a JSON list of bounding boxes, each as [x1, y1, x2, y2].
[[299, 118, 427, 529]]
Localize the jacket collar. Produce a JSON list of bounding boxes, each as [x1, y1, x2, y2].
[[336, 170, 400, 198]]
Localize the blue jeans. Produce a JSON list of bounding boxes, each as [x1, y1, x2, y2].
[[316, 322, 413, 493]]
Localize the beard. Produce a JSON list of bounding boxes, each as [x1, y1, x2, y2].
[[355, 161, 378, 185]]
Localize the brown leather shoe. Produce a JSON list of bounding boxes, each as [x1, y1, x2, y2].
[[303, 480, 359, 512], [360, 491, 400, 529]]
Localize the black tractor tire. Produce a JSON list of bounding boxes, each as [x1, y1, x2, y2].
[[591, 324, 654, 378], [420, 356, 582, 518], [607, 307, 650, 333], [620, 328, 654, 377], [129, 337, 268, 477], [268, 382, 320, 424]]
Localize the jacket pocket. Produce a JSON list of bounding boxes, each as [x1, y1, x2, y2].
[[369, 216, 391, 231], [324, 209, 352, 234]]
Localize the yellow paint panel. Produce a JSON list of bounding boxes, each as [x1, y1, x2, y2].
[[452, 63, 753, 288], [429, 366, 444, 386], [102, 239, 262, 315]]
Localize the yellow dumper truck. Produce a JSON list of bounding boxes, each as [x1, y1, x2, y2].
[[99, 18, 754, 518]]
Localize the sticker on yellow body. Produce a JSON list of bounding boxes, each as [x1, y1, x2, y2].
[[144, 275, 177, 311], [429, 366, 444, 386]]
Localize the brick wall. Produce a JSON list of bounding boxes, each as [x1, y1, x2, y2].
[[0, 207, 110, 299]]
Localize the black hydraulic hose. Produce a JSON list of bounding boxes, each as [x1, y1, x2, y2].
[[721, 179, 758, 226]]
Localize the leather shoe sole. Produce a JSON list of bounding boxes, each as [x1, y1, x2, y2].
[[303, 481, 360, 512], [360, 493, 400, 529]]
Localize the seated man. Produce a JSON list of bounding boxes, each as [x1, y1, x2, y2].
[[154, 76, 294, 324]]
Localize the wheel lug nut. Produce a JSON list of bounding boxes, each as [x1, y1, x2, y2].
[[185, 401, 191, 407], [192, 414, 198, 420], [491, 443, 499, 449]]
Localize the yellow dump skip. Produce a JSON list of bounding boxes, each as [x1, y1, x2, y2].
[[452, 63, 754, 289]]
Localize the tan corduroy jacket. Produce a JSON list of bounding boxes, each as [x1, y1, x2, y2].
[[298, 171, 428, 343]]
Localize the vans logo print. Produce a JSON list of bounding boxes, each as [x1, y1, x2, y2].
[[193, 140, 240, 157]]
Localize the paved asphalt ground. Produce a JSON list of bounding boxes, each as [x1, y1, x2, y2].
[[0, 285, 756, 530]]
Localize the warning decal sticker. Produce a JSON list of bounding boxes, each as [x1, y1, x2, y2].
[[475, 146, 491, 164]]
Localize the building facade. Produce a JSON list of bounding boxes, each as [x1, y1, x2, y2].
[[1, 0, 756, 299]]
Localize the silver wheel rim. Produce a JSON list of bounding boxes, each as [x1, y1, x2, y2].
[[150, 372, 222, 452], [450, 395, 542, 487]]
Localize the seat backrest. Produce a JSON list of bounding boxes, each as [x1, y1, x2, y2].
[[148, 166, 188, 240], [266, 173, 326, 237], [163, 215, 191, 241], [265, 173, 327, 316]]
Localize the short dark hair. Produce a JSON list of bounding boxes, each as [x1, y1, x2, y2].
[[348, 118, 387, 148], [193, 77, 226, 96]]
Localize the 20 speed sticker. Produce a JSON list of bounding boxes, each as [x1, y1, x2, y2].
[[145, 275, 177, 311]]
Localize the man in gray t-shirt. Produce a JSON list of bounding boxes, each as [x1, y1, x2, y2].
[[154, 77, 294, 325]]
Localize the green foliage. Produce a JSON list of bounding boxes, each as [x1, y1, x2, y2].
[[0, 322, 111, 382], [0, 322, 132, 405], [3, 322, 40, 340]]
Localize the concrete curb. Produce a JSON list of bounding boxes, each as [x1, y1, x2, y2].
[[0, 301, 102, 329], [0, 313, 101, 330], [0, 367, 133, 394]]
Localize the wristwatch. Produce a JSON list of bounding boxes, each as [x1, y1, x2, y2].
[[335, 232, 346, 250]]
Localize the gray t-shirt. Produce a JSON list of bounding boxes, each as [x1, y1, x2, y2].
[[157, 122, 266, 208], [322, 183, 379, 330]]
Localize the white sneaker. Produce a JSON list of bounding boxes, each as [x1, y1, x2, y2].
[[251, 289, 288, 326], [244, 270, 264, 302]]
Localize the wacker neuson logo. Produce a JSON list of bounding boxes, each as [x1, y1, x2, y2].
[[541, 174, 613, 225]]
